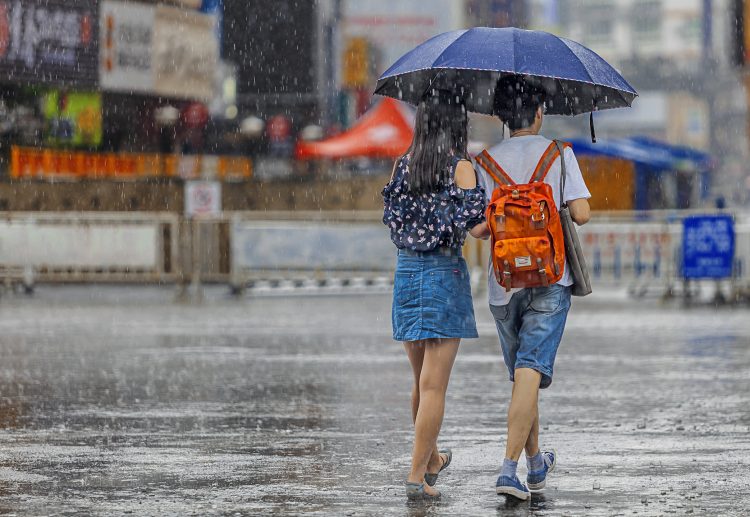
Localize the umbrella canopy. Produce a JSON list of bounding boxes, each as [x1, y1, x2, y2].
[[375, 27, 637, 116], [296, 98, 414, 160]]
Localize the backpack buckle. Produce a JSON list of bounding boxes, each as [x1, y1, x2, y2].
[[532, 210, 545, 229], [503, 260, 512, 292], [536, 258, 549, 286], [511, 189, 520, 199], [532, 202, 546, 229], [495, 214, 506, 232]]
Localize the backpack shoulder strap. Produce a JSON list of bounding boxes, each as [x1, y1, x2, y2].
[[554, 140, 568, 207], [531, 142, 559, 182], [475, 150, 515, 186], [531, 141, 572, 183]]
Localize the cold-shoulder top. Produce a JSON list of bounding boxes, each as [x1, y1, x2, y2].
[[382, 154, 486, 251]]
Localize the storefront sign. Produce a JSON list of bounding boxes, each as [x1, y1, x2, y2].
[[100, 1, 155, 93], [42, 91, 102, 147], [153, 5, 218, 101], [0, 0, 98, 87], [100, 1, 217, 100]]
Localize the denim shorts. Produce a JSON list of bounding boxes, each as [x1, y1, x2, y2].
[[392, 249, 478, 342], [490, 284, 572, 389]]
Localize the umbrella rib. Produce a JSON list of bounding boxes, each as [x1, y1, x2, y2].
[[555, 77, 578, 116], [512, 29, 519, 81]]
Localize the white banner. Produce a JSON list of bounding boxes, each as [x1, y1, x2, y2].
[[0, 221, 159, 269], [231, 222, 394, 272], [153, 5, 218, 101], [100, 1, 156, 93], [100, 2, 217, 100]]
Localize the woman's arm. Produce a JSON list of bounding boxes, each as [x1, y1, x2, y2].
[[454, 160, 476, 189], [388, 159, 399, 182], [455, 160, 490, 239]]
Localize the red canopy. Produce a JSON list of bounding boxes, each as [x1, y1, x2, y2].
[[296, 98, 413, 160]]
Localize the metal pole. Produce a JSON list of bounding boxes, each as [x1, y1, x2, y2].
[[191, 218, 203, 302], [702, 0, 713, 63], [702, 0, 718, 204]]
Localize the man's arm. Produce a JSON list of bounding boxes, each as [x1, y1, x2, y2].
[[560, 148, 591, 225], [568, 198, 590, 225]]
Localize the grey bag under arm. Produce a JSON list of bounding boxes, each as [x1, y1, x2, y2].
[[555, 140, 592, 297]]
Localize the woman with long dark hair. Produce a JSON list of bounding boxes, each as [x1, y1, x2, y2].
[[382, 89, 488, 500]]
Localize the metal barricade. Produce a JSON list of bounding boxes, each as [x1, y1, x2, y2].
[[0, 209, 746, 299], [577, 222, 678, 293], [224, 210, 750, 297], [576, 212, 750, 297], [0, 212, 181, 284], [227, 211, 392, 292]]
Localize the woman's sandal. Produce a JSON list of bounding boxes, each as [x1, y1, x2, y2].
[[405, 481, 441, 500], [424, 449, 452, 487]]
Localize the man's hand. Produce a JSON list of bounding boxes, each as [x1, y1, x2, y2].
[[470, 222, 490, 240]]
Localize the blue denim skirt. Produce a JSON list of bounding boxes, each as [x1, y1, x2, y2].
[[392, 248, 478, 341]]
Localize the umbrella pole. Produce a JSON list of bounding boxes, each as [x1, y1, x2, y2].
[[590, 112, 597, 144]]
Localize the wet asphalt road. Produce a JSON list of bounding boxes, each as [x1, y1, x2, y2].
[[0, 286, 749, 516]]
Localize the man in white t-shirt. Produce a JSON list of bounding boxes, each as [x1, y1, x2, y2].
[[474, 78, 591, 501]]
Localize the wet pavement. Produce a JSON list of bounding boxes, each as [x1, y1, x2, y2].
[[0, 286, 749, 515]]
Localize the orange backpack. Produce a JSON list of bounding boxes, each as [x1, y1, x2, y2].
[[475, 141, 569, 292]]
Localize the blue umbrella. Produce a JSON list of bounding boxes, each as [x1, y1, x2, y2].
[[375, 27, 637, 138]]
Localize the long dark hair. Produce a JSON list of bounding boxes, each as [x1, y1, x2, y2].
[[405, 89, 468, 194]]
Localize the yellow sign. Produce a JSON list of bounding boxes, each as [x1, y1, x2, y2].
[[343, 37, 370, 89]]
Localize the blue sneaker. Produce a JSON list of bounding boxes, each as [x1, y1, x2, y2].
[[495, 474, 530, 500], [526, 449, 556, 491]]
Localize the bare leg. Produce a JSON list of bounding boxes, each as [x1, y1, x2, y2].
[[510, 380, 541, 458], [406, 338, 460, 493], [404, 342, 425, 423], [404, 342, 442, 473], [524, 406, 540, 459], [505, 368, 541, 462]]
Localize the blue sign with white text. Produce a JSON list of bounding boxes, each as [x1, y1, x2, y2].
[[682, 215, 735, 279]]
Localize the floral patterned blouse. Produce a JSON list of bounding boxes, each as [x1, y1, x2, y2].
[[382, 154, 486, 251]]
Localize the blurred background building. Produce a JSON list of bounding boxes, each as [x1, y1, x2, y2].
[[0, 0, 748, 209]]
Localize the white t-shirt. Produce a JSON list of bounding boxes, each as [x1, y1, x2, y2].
[[476, 135, 591, 307]]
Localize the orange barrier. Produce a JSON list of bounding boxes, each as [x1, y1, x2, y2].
[[10, 147, 253, 181]]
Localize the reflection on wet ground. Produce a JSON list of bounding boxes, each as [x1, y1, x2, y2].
[[0, 286, 749, 515]]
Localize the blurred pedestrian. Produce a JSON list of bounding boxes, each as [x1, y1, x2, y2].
[[476, 77, 591, 500], [382, 89, 487, 500]]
